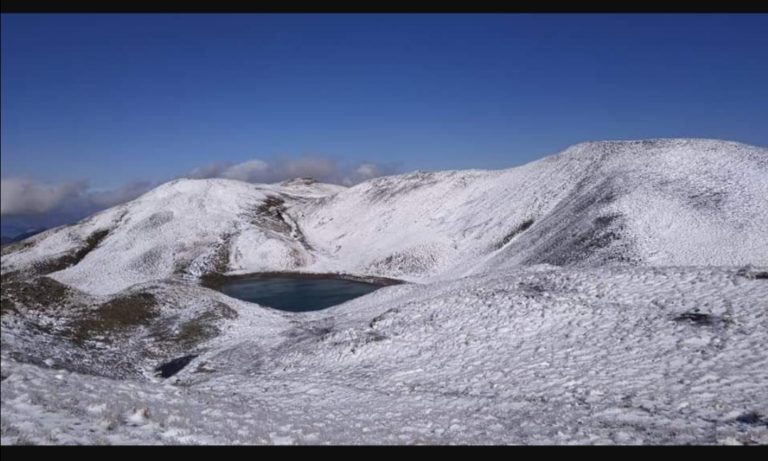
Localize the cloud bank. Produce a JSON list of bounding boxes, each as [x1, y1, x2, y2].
[[1, 178, 88, 216], [185, 155, 397, 186], [0, 178, 154, 235], [1, 178, 153, 217]]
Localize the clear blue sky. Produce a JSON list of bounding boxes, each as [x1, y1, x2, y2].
[[2, 13, 767, 189]]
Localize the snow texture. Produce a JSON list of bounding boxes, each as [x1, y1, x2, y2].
[[1, 139, 767, 445]]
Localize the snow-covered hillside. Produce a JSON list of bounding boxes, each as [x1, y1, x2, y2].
[[1, 138, 767, 444], [2, 139, 767, 296], [2, 266, 767, 444]]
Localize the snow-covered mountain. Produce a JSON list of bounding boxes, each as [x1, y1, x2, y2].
[[1, 139, 767, 445], [3, 138, 766, 296]]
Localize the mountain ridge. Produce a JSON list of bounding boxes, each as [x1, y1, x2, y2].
[[2, 138, 766, 296]]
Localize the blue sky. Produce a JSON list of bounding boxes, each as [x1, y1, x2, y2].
[[1, 13, 767, 231]]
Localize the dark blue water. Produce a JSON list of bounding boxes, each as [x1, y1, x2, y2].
[[219, 276, 382, 312]]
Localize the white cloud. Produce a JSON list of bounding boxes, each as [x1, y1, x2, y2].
[[0, 177, 152, 217], [1, 178, 86, 215], [186, 163, 225, 180], [184, 155, 399, 186], [355, 163, 384, 180], [275, 156, 336, 182], [88, 181, 154, 208], [221, 159, 270, 182]]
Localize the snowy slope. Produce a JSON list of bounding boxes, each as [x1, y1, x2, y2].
[[2, 138, 767, 445], [2, 138, 766, 297], [2, 178, 336, 295], [296, 139, 768, 279], [2, 266, 766, 444]]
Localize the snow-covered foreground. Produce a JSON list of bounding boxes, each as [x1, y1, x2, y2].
[[1, 139, 767, 444], [2, 266, 767, 444]]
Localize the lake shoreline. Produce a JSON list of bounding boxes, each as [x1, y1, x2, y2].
[[199, 270, 407, 290]]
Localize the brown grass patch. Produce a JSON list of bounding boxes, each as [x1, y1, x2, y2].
[[67, 292, 158, 345]]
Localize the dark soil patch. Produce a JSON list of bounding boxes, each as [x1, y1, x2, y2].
[[1, 272, 74, 317], [0, 239, 34, 256], [368, 307, 400, 329], [33, 229, 110, 274], [155, 354, 198, 378], [247, 196, 291, 234], [148, 301, 237, 350], [199, 272, 233, 290], [367, 251, 437, 275], [210, 237, 232, 275], [673, 312, 714, 326], [497, 219, 534, 249], [593, 213, 621, 227], [736, 268, 768, 281], [735, 412, 767, 427], [67, 292, 158, 345], [257, 195, 286, 216]]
